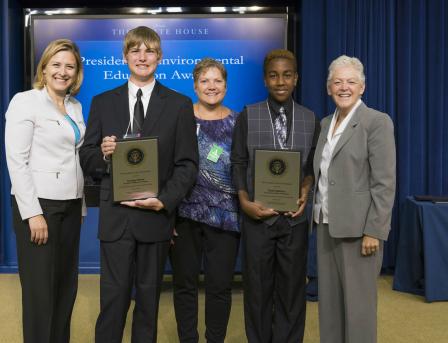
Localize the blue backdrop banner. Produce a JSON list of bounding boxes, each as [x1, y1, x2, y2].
[[32, 16, 287, 115], [0, 14, 287, 272]]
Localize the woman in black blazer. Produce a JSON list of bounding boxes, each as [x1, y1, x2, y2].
[[5, 39, 85, 343]]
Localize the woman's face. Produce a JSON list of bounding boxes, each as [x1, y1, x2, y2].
[[194, 67, 227, 107], [327, 66, 365, 115], [43, 50, 77, 96]]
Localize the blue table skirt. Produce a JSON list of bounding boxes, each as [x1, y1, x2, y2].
[[393, 197, 448, 302]]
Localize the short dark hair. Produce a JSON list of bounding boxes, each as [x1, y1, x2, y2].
[[263, 49, 297, 75]]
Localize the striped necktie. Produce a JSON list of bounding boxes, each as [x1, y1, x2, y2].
[[275, 106, 287, 148]]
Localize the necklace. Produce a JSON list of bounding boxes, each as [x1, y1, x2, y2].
[[195, 104, 224, 121]]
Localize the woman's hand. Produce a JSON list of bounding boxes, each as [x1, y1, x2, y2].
[[28, 214, 48, 245], [361, 235, 380, 256]]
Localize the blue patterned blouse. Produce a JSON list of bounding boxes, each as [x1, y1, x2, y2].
[[178, 111, 239, 232]]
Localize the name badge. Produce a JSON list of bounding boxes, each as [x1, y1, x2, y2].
[[207, 144, 224, 163]]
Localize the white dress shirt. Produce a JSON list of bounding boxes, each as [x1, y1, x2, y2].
[[314, 99, 362, 224], [5, 87, 86, 219], [127, 80, 155, 133]]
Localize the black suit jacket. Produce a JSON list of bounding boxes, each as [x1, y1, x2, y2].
[[80, 82, 198, 242]]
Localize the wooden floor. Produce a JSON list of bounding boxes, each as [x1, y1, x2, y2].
[[0, 274, 447, 342]]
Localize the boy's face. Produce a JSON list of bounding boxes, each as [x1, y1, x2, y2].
[[124, 42, 161, 86], [264, 58, 298, 103]]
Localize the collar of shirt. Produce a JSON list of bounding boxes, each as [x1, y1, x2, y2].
[[42, 86, 72, 106], [128, 80, 155, 102], [327, 98, 363, 142], [268, 96, 293, 118]]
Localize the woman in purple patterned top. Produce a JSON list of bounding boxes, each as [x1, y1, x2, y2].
[[170, 58, 240, 343]]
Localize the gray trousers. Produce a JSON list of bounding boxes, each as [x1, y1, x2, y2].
[[316, 221, 383, 343]]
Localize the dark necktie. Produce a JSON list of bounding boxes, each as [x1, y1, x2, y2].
[[133, 88, 144, 134], [275, 106, 287, 148]]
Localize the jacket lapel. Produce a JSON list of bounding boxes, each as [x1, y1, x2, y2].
[[142, 81, 165, 135], [330, 104, 363, 161], [113, 83, 131, 136]]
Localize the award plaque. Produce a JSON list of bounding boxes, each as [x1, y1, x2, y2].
[[111, 137, 158, 202], [254, 149, 301, 212]]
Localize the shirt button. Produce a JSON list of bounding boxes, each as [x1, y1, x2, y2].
[[330, 181, 335, 185]]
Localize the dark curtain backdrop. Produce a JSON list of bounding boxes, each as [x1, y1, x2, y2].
[[0, 0, 7, 265], [1, 0, 23, 268], [300, 0, 448, 268]]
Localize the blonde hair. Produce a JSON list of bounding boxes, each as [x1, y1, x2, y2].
[[327, 55, 365, 86], [193, 58, 227, 83], [33, 39, 83, 95], [123, 26, 162, 58]]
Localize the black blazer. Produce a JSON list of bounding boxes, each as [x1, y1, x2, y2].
[[80, 82, 198, 242]]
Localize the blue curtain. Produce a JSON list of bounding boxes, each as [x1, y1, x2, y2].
[[1, 0, 23, 270], [300, 0, 448, 268], [396, 0, 448, 198], [0, 0, 9, 266]]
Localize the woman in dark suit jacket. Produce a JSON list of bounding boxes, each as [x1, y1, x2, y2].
[[312, 55, 396, 343], [5, 39, 85, 343]]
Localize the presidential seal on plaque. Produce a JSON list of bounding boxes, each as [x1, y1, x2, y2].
[[111, 137, 158, 202], [254, 149, 301, 212], [127, 148, 144, 165], [269, 158, 287, 175]]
